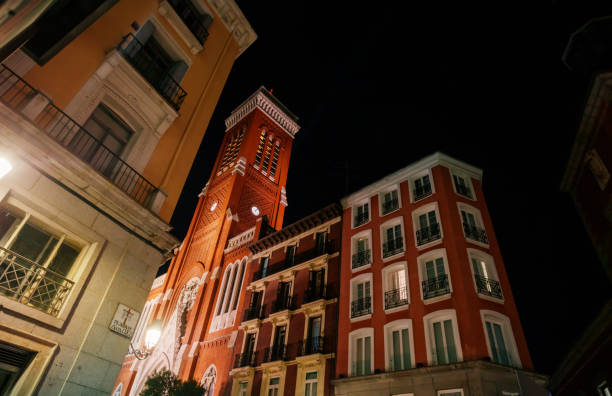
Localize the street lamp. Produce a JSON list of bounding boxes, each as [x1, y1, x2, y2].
[[129, 319, 163, 360], [0, 157, 12, 179]]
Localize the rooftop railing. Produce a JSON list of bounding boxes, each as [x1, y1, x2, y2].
[[0, 64, 157, 208]]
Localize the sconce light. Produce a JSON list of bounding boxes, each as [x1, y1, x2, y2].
[[0, 157, 12, 179], [129, 319, 163, 360]]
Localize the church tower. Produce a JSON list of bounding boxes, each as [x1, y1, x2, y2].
[[114, 87, 300, 395]]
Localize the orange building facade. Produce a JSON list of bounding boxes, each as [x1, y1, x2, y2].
[[113, 87, 300, 395], [333, 153, 547, 396]]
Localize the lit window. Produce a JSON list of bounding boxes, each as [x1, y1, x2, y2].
[[469, 250, 502, 300], [210, 201, 217, 211], [262, 136, 273, 172], [382, 262, 409, 310], [254, 130, 266, 167]]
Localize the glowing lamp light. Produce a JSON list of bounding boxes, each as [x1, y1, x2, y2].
[[0, 158, 12, 179], [251, 206, 260, 216], [210, 201, 218, 211], [144, 319, 163, 351]]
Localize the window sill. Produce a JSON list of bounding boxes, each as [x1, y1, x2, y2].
[[412, 192, 434, 203], [422, 293, 452, 305], [382, 250, 405, 263], [0, 295, 64, 329], [384, 304, 409, 315], [455, 191, 476, 202], [476, 293, 505, 304], [380, 207, 400, 218], [415, 238, 443, 251], [465, 238, 489, 249], [352, 219, 371, 230], [351, 263, 372, 273], [350, 314, 372, 323]]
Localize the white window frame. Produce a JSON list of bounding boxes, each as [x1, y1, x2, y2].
[[112, 382, 123, 396], [437, 389, 464, 396], [383, 319, 415, 372], [350, 229, 372, 273], [412, 202, 443, 249], [304, 371, 318, 396], [348, 327, 374, 376], [457, 202, 489, 247], [467, 249, 503, 303], [238, 381, 248, 396], [380, 216, 406, 261], [266, 376, 281, 396], [349, 273, 373, 322], [480, 310, 521, 368], [408, 168, 435, 202], [211, 257, 248, 332], [417, 248, 452, 304], [352, 199, 371, 229], [378, 184, 401, 217], [423, 309, 463, 366], [381, 261, 410, 313], [450, 168, 476, 201]]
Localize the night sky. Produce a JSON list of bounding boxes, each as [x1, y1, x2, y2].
[[169, 2, 612, 375]]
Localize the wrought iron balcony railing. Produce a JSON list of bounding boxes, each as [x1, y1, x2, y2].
[[351, 249, 371, 269], [354, 212, 369, 227], [463, 223, 488, 244], [297, 336, 327, 356], [271, 295, 294, 314], [263, 344, 287, 363], [0, 247, 74, 316], [413, 183, 432, 201], [253, 241, 336, 281], [422, 274, 450, 299], [117, 33, 187, 110], [0, 65, 158, 208], [242, 303, 266, 322], [233, 350, 257, 368], [304, 284, 327, 303], [167, 0, 210, 44], [416, 223, 441, 246], [381, 198, 399, 215], [455, 183, 473, 198], [474, 275, 503, 299], [384, 286, 409, 309], [383, 237, 404, 258], [350, 296, 371, 318]]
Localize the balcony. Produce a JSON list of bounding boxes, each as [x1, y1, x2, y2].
[[463, 223, 488, 244], [384, 286, 409, 310], [0, 65, 158, 209], [233, 350, 257, 368], [474, 275, 503, 299], [0, 247, 74, 316], [117, 34, 187, 111], [351, 249, 371, 269], [271, 295, 295, 314], [350, 296, 372, 318], [455, 183, 473, 199], [416, 223, 441, 246], [383, 237, 404, 258], [354, 212, 369, 227], [304, 284, 329, 304], [263, 344, 287, 363], [253, 241, 336, 281], [242, 303, 266, 322], [422, 274, 450, 299], [297, 336, 328, 356], [166, 0, 210, 44], [413, 183, 432, 201], [381, 198, 399, 215]]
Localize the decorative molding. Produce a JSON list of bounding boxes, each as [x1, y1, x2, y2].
[[206, 0, 257, 57], [151, 274, 167, 290], [225, 226, 256, 253], [158, 0, 204, 55], [163, 289, 173, 301], [280, 186, 288, 207], [232, 156, 247, 176], [224, 87, 300, 138]]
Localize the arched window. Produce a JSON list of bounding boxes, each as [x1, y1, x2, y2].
[[269, 141, 281, 179], [223, 264, 239, 314], [112, 382, 122, 396], [254, 129, 266, 167], [261, 135, 274, 171], [216, 266, 232, 315], [231, 259, 247, 310], [201, 365, 217, 396]]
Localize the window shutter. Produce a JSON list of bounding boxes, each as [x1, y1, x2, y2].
[[493, 323, 510, 365], [392, 330, 402, 369], [443, 319, 458, 363], [435, 258, 445, 276], [425, 260, 435, 280], [364, 336, 371, 374], [485, 321, 499, 362], [364, 281, 371, 297], [401, 328, 411, 369], [428, 210, 437, 225], [356, 338, 363, 375], [472, 258, 482, 277], [357, 283, 363, 300], [433, 321, 446, 364]]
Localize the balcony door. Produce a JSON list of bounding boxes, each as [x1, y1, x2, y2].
[[308, 269, 325, 297], [243, 333, 256, 363], [315, 232, 327, 254], [0, 341, 35, 395], [307, 316, 322, 352]]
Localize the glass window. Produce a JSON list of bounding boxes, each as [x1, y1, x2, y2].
[[416, 210, 440, 246], [387, 324, 411, 371], [384, 265, 409, 310], [413, 174, 432, 201], [352, 235, 371, 269], [353, 203, 369, 227], [460, 207, 488, 244], [238, 382, 248, 396], [382, 224, 403, 258], [351, 278, 372, 318], [304, 371, 318, 396], [453, 173, 473, 198], [381, 189, 399, 215], [268, 377, 280, 396], [430, 319, 458, 365], [353, 335, 372, 376]]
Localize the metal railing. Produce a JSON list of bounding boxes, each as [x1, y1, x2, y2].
[[384, 286, 409, 309], [351, 249, 371, 269], [167, 0, 210, 44], [354, 212, 369, 227], [304, 284, 327, 303], [422, 274, 450, 299], [381, 198, 399, 215], [233, 350, 257, 368], [117, 33, 187, 110], [463, 223, 488, 244], [297, 336, 327, 356], [474, 275, 503, 299], [253, 241, 336, 281], [455, 183, 473, 198], [416, 223, 441, 246], [383, 237, 404, 258], [242, 303, 266, 322], [413, 184, 432, 201], [0, 247, 74, 316], [263, 343, 287, 363], [350, 296, 371, 318], [271, 294, 294, 314], [0, 65, 158, 207]]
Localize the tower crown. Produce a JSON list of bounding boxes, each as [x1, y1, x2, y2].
[[224, 86, 300, 138]]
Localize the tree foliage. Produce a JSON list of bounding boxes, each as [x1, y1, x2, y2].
[[140, 370, 205, 396]]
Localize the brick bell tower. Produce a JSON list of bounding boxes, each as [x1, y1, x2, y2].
[[122, 87, 300, 396]]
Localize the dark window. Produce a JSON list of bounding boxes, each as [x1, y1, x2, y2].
[[0, 341, 35, 394]]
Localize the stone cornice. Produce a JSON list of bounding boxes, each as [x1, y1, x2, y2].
[[207, 0, 257, 57], [225, 87, 300, 138]]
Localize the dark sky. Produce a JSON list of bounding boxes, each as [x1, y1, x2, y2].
[[169, 1, 612, 375]]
